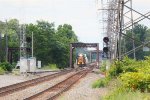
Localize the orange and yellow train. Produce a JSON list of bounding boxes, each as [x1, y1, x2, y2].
[[77, 54, 86, 67]]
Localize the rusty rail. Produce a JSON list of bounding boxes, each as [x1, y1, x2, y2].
[[0, 69, 73, 97], [24, 66, 94, 100]]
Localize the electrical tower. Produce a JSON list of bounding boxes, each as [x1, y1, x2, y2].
[[97, 0, 150, 60], [20, 25, 27, 58]]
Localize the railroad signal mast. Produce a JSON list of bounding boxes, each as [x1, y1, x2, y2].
[[19, 25, 36, 73], [103, 37, 109, 58]]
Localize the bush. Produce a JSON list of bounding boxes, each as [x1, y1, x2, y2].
[[0, 62, 13, 71], [0, 67, 5, 75], [120, 72, 150, 92], [100, 61, 107, 72], [107, 57, 143, 78], [108, 60, 123, 78], [92, 77, 110, 88], [103, 56, 150, 100]]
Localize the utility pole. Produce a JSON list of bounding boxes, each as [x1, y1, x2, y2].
[[32, 32, 33, 57], [5, 20, 8, 62], [0, 32, 1, 62]]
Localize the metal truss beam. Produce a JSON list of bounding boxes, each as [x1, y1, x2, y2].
[[98, 0, 150, 60]]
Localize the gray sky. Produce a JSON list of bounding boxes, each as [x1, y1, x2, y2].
[[0, 0, 149, 49], [0, 0, 100, 48]]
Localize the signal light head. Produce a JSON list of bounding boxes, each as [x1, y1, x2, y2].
[[103, 47, 109, 53], [103, 37, 109, 43]]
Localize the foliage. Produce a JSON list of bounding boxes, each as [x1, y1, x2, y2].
[[26, 21, 56, 65], [0, 62, 13, 71], [92, 77, 110, 88], [100, 61, 107, 72], [104, 88, 150, 100], [26, 22, 78, 68], [0, 19, 20, 62], [42, 64, 59, 70], [0, 19, 78, 69], [0, 67, 5, 75], [120, 72, 150, 92], [105, 56, 150, 92], [107, 56, 141, 78], [101, 56, 150, 100], [54, 24, 78, 68], [107, 60, 123, 78], [119, 57, 150, 92], [124, 24, 150, 60]]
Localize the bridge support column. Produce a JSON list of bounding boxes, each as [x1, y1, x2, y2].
[[69, 44, 73, 68], [96, 43, 99, 68]]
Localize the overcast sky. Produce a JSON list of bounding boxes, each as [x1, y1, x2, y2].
[[0, 0, 149, 49]]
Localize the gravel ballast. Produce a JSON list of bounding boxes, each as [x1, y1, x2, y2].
[[0, 74, 27, 88], [56, 69, 107, 100], [0, 71, 58, 88], [0, 71, 76, 100]]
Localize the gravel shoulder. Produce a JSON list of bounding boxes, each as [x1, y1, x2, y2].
[[0, 74, 27, 88], [56, 68, 108, 100], [0, 71, 58, 88], [0, 71, 76, 100]]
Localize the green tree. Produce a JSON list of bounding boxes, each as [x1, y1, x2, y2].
[[54, 24, 78, 68], [0, 19, 78, 69], [125, 24, 150, 59], [26, 20, 55, 65], [0, 19, 20, 62]]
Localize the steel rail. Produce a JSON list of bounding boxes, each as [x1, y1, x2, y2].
[[0, 69, 73, 97], [24, 66, 94, 100]]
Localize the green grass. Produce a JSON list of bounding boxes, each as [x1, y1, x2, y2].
[[102, 79, 150, 100], [42, 64, 59, 70], [104, 89, 150, 100], [12, 69, 20, 75], [92, 78, 110, 88], [0, 67, 5, 75]]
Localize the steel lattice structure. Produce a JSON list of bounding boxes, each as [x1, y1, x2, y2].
[[97, 0, 150, 60], [20, 25, 27, 58]]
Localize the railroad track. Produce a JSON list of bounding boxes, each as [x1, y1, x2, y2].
[[0, 69, 73, 97], [24, 66, 94, 100]]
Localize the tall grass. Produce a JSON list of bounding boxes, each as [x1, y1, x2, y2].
[[42, 64, 59, 70], [0, 67, 5, 75], [92, 78, 110, 88], [104, 88, 150, 100]]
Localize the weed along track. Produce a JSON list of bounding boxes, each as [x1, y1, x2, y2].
[[0, 69, 72, 97]]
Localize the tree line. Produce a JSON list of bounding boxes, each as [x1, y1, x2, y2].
[[0, 19, 78, 68], [123, 24, 150, 59]]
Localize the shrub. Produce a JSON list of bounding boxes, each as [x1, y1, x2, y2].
[[104, 56, 150, 100], [92, 77, 110, 88], [0, 67, 5, 75], [108, 60, 123, 78], [100, 61, 107, 72], [120, 72, 150, 92], [107, 57, 144, 78], [0, 62, 13, 71]]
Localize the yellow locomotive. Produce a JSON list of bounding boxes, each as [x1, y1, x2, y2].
[[77, 53, 86, 67]]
